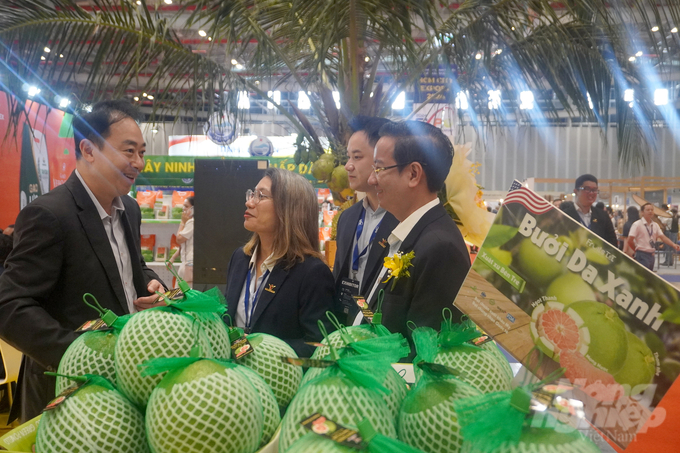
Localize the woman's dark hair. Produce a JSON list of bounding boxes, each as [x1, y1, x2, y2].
[[626, 206, 639, 222], [186, 196, 195, 207]]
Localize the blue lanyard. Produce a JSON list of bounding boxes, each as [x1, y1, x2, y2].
[[352, 208, 381, 273], [244, 265, 270, 329]]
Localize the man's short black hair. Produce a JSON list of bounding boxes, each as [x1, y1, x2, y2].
[[348, 116, 391, 147], [72, 100, 142, 158], [378, 120, 454, 193], [575, 174, 598, 189], [595, 202, 605, 210]]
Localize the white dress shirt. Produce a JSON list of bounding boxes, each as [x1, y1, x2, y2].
[[235, 246, 276, 329], [179, 218, 194, 266], [350, 198, 387, 287], [354, 197, 440, 325], [575, 203, 592, 228], [75, 170, 138, 313], [628, 218, 663, 253]]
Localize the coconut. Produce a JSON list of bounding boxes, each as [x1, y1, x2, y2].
[[238, 332, 303, 409], [36, 376, 148, 453], [114, 307, 213, 407], [145, 359, 263, 453]]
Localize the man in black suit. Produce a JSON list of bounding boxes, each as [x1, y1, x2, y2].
[[333, 116, 398, 325], [560, 174, 618, 247], [0, 100, 164, 422], [355, 121, 470, 340]]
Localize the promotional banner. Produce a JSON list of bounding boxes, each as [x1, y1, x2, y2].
[[136, 155, 322, 191], [0, 93, 75, 229], [453, 181, 679, 449]]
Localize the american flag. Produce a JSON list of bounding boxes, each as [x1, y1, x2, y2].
[[503, 180, 554, 215]]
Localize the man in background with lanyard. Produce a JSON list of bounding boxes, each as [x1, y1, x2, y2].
[[333, 117, 399, 324], [627, 203, 680, 271], [561, 174, 618, 246]]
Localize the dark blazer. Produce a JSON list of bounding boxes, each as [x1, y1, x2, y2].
[[0, 171, 162, 422], [225, 248, 335, 357], [561, 202, 618, 246], [332, 201, 398, 323], [366, 203, 470, 342]]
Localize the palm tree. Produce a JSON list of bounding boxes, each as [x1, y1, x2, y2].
[[0, 0, 677, 171]]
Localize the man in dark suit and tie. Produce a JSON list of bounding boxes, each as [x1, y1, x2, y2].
[[0, 100, 164, 422], [560, 174, 618, 247], [333, 116, 399, 324], [355, 121, 470, 341]]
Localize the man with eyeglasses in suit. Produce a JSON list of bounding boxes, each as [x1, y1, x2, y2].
[[561, 174, 618, 246]]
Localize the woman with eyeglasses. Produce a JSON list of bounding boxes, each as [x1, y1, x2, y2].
[[224, 167, 335, 356]]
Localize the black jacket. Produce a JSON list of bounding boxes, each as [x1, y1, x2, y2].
[[225, 248, 335, 357], [561, 202, 618, 246], [0, 171, 162, 422], [332, 201, 398, 323], [366, 203, 470, 342]]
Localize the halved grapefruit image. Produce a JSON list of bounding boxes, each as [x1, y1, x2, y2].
[[530, 302, 589, 360], [560, 350, 624, 402]]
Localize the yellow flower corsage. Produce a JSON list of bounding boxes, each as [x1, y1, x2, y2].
[[382, 251, 415, 291]]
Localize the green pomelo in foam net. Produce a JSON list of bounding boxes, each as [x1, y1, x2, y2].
[[613, 331, 656, 395], [279, 373, 396, 452], [56, 330, 118, 395], [461, 417, 601, 453], [435, 344, 512, 394], [238, 332, 303, 409], [36, 382, 148, 453], [399, 378, 481, 453], [310, 325, 378, 360], [114, 309, 214, 408], [235, 364, 281, 447], [146, 359, 263, 453], [564, 301, 628, 375], [287, 432, 356, 453]]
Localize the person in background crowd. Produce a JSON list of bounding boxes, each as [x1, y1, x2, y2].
[[0, 225, 13, 277], [595, 201, 606, 211], [333, 116, 399, 325], [614, 210, 624, 248], [552, 199, 562, 208], [171, 196, 195, 287], [622, 206, 639, 256], [627, 203, 680, 271], [561, 174, 618, 246], [357, 120, 470, 342], [224, 167, 334, 357], [662, 207, 678, 266], [0, 100, 164, 422]]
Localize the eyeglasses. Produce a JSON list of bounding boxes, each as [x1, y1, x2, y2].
[[246, 189, 272, 203], [372, 161, 427, 175], [578, 187, 599, 194]]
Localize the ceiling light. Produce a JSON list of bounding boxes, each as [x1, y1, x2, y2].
[[231, 59, 238, 65], [152, 127, 159, 134], [147, 95, 154, 100], [59, 54, 64, 58], [475, 53, 482, 60], [254, 80, 260, 85], [44, 47, 51, 53], [208, 37, 212, 41], [587, 92, 594, 110], [237, 91, 250, 109], [654, 88, 668, 106], [635, 51, 643, 57], [142, 92, 148, 97], [198, 30, 207, 37], [235, 64, 243, 70], [84, 105, 93, 112], [364, 56, 370, 62], [164, 0, 172, 4], [624, 89, 634, 102], [27, 86, 41, 97], [495, 49, 503, 55], [628, 56, 636, 62], [628, 102, 634, 108], [391, 91, 405, 110], [58, 97, 70, 108], [672, 27, 678, 33], [267, 90, 281, 109], [134, 96, 140, 101], [488, 90, 501, 110], [651, 26, 659, 32], [40, 56, 46, 60], [519, 91, 534, 110], [332, 91, 341, 109], [298, 91, 311, 110], [136, 0, 141, 4], [455, 91, 469, 110], [511, 27, 515, 30]]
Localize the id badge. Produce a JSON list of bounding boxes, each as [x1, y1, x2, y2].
[[339, 278, 360, 315]]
